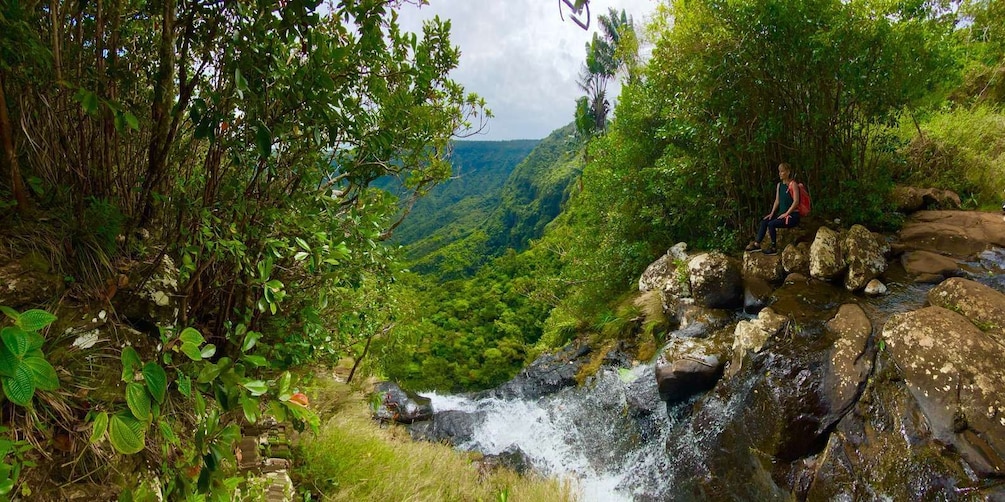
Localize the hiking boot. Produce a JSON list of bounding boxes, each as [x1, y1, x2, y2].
[[744, 241, 761, 252], [763, 245, 778, 255]]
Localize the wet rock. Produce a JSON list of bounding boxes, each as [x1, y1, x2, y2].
[[781, 242, 810, 275], [687, 252, 743, 309], [742, 277, 774, 315], [743, 251, 784, 284], [901, 250, 960, 281], [843, 225, 889, 291], [810, 226, 846, 282], [486, 343, 589, 400], [927, 277, 1005, 344], [770, 277, 849, 327], [655, 327, 733, 403], [409, 410, 486, 445], [805, 352, 976, 500], [883, 306, 1005, 475], [480, 445, 534, 476], [728, 308, 788, 377], [113, 255, 181, 332], [639, 242, 688, 293], [372, 381, 433, 424], [823, 304, 873, 419], [891, 186, 962, 213], [895, 210, 1005, 258], [864, 279, 887, 296]]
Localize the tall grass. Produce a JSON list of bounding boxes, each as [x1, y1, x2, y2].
[[896, 105, 1005, 209], [294, 378, 575, 502]]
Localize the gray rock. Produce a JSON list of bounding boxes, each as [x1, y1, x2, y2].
[[927, 277, 1005, 344], [863, 279, 887, 296], [639, 242, 688, 292], [823, 304, 872, 418], [372, 381, 433, 424], [743, 251, 784, 284], [781, 242, 810, 275], [655, 328, 733, 403], [729, 308, 789, 377], [843, 224, 889, 291], [687, 252, 743, 309], [810, 226, 846, 281]]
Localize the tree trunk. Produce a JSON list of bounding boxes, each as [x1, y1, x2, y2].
[[0, 72, 29, 215], [138, 0, 176, 227]]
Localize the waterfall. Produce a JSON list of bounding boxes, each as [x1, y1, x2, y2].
[[427, 363, 676, 501]]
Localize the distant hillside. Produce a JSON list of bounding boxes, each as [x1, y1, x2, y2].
[[379, 139, 539, 248], [408, 123, 583, 278]]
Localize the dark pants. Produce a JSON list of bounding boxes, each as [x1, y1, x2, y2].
[[755, 213, 800, 245]]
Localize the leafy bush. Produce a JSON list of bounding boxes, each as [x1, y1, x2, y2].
[[0, 307, 59, 406]]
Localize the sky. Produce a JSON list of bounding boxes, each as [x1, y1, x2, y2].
[[395, 0, 660, 141]]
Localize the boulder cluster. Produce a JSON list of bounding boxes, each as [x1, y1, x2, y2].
[[642, 209, 1005, 498]]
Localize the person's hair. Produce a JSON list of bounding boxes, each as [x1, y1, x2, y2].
[[778, 162, 791, 174]]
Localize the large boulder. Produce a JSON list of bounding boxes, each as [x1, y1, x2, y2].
[[895, 210, 1005, 258], [781, 242, 810, 275], [409, 410, 486, 445], [823, 304, 873, 417], [655, 327, 733, 404], [742, 277, 774, 315], [638, 242, 688, 293], [883, 306, 1005, 475], [927, 277, 1005, 344], [900, 250, 960, 281], [728, 308, 788, 377], [372, 381, 433, 424], [742, 252, 784, 284], [890, 186, 961, 213], [809, 226, 846, 282], [843, 225, 890, 291], [485, 344, 589, 400], [687, 252, 742, 309]]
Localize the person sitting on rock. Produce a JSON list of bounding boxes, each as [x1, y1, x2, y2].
[[745, 162, 801, 255]]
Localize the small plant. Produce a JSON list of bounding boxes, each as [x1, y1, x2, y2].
[[0, 307, 59, 406], [0, 426, 34, 497]]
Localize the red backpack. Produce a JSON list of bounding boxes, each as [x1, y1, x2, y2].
[[788, 182, 811, 216]]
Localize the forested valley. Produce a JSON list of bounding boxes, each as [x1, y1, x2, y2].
[[1, 0, 1004, 499]]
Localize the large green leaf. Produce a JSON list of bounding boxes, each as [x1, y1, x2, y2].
[[23, 356, 59, 391], [25, 331, 45, 352], [17, 309, 56, 332], [242, 380, 268, 397], [125, 382, 151, 422], [0, 342, 18, 378], [109, 412, 146, 454], [0, 306, 19, 322], [142, 362, 167, 404], [121, 346, 142, 382], [0, 327, 29, 358], [255, 121, 272, 158], [242, 330, 261, 353], [180, 342, 203, 361], [89, 412, 109, 444], [2, 364, 35, 406], [178, 327, 204, 346]]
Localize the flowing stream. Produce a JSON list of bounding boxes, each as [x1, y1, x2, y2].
[[424, 247, 1005, 501]]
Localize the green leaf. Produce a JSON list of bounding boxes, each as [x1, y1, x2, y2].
[[196, 360, 224, 384], [0, 306, 19, 322], [158, 421, 179, 446], [2, 365, 35, 406], [241, 396, 258, 423], [0, 340, 18, 378], [23, 356, 58, 391], [126, 383, 151, 422], [1, 327, 29, 358], [242, 380, 268, 396], [108, 412, 146, 454], [177, 372, 191, 398], [178, 327, 205, 346], [121, 346, 142, 382], [180, 342, 203, 361], [255, 121, 272, 158], [277, 371, 292, 400], [142, 362, 168, 404], [25, 331, 44, 352], [294, 237, 311, 251], [200, 344, 216, 359], [124, 111, 140, 131], [89, 412, 109, 444], [16, 309, 56, 332], [242, 355, 268, 367], [242, 331, 261, 353]]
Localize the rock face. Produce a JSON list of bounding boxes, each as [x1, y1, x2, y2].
[[409, 410, 486, 445], [742, 252, 784, 284], [883, 305, 1005, 475], [372, 381, 433, 424], [843, 225, 889, 291], [891, 186, 961, 212], [781, 242, 810, 275], [895, 210, 1005, 257], [729, 308, 788, 376], [486, 344, 589, 400], [927, 277, 1005, 343], [687, 252, 742, 309], [809, 226, 845, 281], [655, 327, 733, 403], [900, 250, 960, 281], [823, 304, 872, 416], [638, 242, 688, 292]]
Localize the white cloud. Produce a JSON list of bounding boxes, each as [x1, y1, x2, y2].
[[396, 0, 659, 140]]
